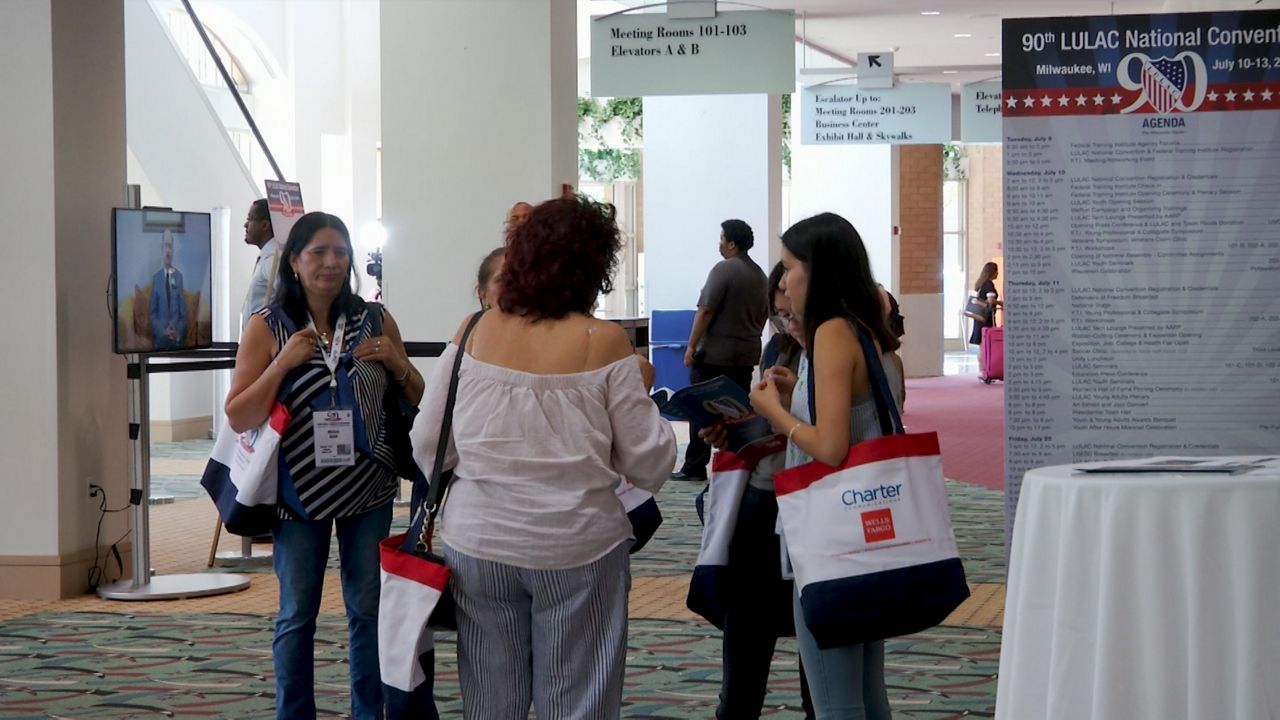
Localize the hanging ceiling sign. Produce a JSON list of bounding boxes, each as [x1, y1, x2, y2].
[[590, 9, 796, 96], [857, 52, 895, 88], [800, 83, 952, 144], [961, 81, 1003, 142]]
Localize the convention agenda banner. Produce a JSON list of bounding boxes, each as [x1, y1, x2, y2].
[[1001, 10, 1280, 542]]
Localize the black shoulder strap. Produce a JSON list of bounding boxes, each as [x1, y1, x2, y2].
[[424, 311, 484, 511], [402, 311, 485, 553]]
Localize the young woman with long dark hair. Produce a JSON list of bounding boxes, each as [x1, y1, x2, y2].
[[748, 212, 901, 719]]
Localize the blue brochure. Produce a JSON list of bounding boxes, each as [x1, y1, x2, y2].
[[653, 376, 786, 465]]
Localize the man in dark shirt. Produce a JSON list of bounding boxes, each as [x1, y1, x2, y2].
[[673, 219, 769, 480]]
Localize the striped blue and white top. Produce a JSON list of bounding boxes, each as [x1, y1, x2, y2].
[[258, 303, 397, 521]]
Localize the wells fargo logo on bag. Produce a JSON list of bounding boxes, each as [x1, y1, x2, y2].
[[861, 508, 896, 543]]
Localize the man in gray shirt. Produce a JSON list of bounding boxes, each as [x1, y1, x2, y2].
[[673, 219, 769, 480]]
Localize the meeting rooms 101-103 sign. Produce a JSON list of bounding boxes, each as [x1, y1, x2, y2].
[[590, 9, 795, 97], [799, 83, 952, 145], [1000, 9, 1280, 544]]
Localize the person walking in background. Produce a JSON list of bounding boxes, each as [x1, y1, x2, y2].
[[410, 195, 674, 719], [150, 229, 187, 350], [968, 261, 1002, 347], [748, 212, 899, 719], [226, 212, 423, 720], [240, 198, 279, 329], [672, 219, 769, 481]]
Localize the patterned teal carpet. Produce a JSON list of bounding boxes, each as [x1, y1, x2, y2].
[[0, 613, 996, 718], [11, 444, 1004, 717]]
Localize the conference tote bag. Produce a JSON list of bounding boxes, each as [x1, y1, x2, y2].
[[685, 451, 751, 629], [200, 403, 291, 537], [775, 324, 969, 649], [378, 311, 481, 695]]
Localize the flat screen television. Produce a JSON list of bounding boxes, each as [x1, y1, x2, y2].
[[112, 208, 213, 354]]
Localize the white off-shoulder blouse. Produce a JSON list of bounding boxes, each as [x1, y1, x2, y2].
[[410, 344, 676, 570]]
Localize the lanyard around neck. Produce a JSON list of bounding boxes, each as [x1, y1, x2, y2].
[[308, 313, 347, 390]]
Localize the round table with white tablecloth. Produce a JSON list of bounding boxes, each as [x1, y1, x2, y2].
[[996, 456, 1280, 720]]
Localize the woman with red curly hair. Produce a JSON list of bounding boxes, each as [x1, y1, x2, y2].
[[410, 195, 675, 719]]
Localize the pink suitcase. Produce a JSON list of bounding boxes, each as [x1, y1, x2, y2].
[[979, 325, 1003, 384]]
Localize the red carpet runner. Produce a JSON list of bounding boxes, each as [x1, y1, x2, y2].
[[903, 375, 1005, 490]]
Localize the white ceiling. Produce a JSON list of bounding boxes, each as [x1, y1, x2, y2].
[[582, 0, 1275, 88]]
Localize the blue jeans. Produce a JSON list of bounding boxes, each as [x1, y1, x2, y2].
[[273, 503, 392, 720], [793, 590, 892, 720]]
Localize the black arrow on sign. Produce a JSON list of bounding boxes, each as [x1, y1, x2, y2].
[[867, 55, 882, 68]]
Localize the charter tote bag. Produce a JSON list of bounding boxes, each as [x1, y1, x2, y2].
[[775, 324, 969, 648]]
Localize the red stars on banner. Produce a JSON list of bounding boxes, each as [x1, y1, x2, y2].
[[1002, 83, 1280, 116]]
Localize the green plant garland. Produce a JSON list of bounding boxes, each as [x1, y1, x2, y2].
[[576, 95, 793, 181], [943, 142, 968, 180]]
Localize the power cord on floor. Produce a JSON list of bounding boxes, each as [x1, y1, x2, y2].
[[87, 484, 132, 591]]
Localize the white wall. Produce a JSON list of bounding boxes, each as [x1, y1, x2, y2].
[[124, 0, 387, 432], [291, 0, 346, 210], [151, 0, 381, 296], [127, 0, 260, 430], [125, 0, 259, 306], [643, 94, 781, 312], [381, 0, 578, 346], [344, 0, 382, 297], [0, 0, 60, 557], [789, 143, 897, 293], [174, 0, 296, 183]]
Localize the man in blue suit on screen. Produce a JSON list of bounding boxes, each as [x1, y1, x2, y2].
[[149, 229, 186, 350]]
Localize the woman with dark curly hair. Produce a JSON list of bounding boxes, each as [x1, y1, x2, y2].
[[410, 195, 675, 719]]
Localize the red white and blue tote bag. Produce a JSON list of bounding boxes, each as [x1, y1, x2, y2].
[[775, 324, 969, 648], [200, 403, 290, 537], [378, 312, 482, 697], [686, 451, 751, 629]]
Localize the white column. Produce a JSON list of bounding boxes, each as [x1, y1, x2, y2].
[[643, 94, 783, 312], [380, 0, 578, 346], [0, 0, 129, 598], [789, 143, 897, 293]]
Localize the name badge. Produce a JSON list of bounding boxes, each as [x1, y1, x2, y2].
[[313, 408, 356, 467]]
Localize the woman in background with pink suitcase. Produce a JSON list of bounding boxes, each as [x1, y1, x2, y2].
[[966, 262, 1002, 346], [966, 262, 1004, 382]]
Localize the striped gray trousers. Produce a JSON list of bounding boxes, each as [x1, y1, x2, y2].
[[444, 543, 630, 719]]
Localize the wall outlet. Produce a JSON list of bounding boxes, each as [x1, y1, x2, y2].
[[88, 481, 102, 501]]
